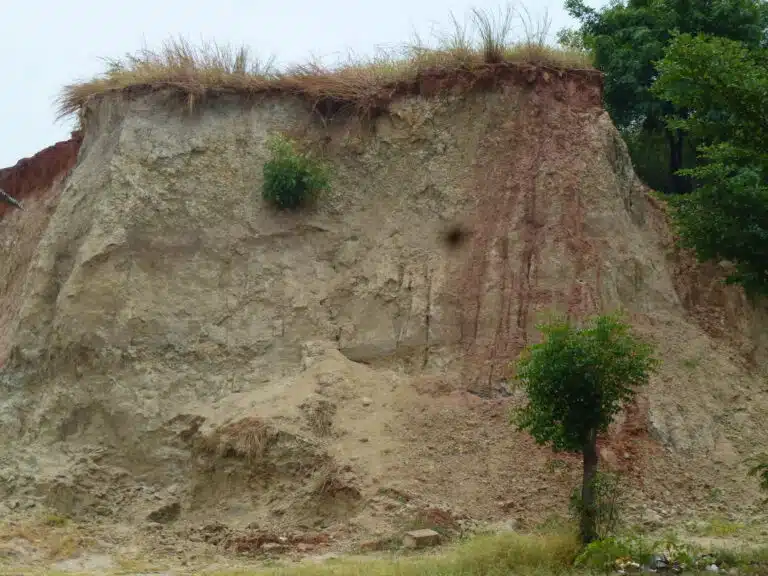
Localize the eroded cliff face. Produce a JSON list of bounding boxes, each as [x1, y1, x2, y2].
[[1, 72, 766, 539], [0, 134, 82, 367]]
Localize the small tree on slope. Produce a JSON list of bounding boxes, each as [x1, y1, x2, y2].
[[511, 313, 658, 545]]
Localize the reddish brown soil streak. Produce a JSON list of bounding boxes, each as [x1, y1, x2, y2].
[[0, 132, 82, 220]]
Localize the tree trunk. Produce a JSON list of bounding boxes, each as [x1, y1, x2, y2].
[[668, 128, 689, 194], [580, 429, 599, 545]]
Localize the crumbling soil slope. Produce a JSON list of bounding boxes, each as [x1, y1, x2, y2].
[[1, 68, 767, 560], [0, 133, 82, 367]]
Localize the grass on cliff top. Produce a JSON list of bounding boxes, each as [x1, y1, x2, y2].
[[56, 5, 593, 121]]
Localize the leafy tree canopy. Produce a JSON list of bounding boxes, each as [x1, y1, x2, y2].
[[512, 313, 657, 453], [565, 0, 768, 130], [562, 0, 767, 194], [652, 34, 768, 296]]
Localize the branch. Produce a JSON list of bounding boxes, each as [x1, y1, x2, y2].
[[0, 188, 24, 210]]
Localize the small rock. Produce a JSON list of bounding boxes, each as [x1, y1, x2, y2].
[[359, 437, 369, 443], [403, 528, 440, 549], [362, 397, 373, 407], [706, 564, 720, 573], [649, 554, 667, 570], [643, 509, 663, 529]]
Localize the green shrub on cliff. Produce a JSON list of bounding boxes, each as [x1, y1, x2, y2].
[[262, 134, 330, 210]]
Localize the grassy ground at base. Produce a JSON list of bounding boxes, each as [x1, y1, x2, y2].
[[4, 516, 768, 575], [208, 531, 768, 576], [217, 532, 582, 576]]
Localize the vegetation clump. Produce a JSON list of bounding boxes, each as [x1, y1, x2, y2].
[[568, 470, 625, 541], [262, 134, 330, 210]]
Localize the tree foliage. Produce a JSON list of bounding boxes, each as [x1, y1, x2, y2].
[[565, 0, 767, 128], [652, 34, 768, 296], [652, 33, 768, 151], [512, 313, 657, 452], [562, 0, 768, 194]]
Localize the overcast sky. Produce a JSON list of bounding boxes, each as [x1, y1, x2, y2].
[[0, 0, 604, 168]]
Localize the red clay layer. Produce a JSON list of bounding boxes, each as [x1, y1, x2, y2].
[[0, 131, 83, 219]]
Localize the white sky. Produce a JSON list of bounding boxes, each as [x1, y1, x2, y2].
[[0, 0, 604, 168]]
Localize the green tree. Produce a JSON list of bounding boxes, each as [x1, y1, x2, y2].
[[511, 313, 658, 544], [562, 0, 768, 194], [652, 34, 768, 296]]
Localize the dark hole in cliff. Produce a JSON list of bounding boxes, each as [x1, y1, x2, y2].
[[443, 223, 470, 249]]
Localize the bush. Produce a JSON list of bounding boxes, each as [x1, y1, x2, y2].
[[575, 535, 696, 575], [574, 536, 638, 575], [262, 134, 330, 210], [568, 470, 625, 540]]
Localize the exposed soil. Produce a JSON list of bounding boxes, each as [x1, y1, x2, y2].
[[1, 68, 767, 574], [0, 131, 82, 219]]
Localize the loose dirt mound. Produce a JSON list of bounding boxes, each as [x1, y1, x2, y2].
[[0, 69, 767, 568]]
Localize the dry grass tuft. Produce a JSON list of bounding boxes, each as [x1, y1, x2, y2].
[[471, 5, 515, 63], [300, 397, 336, 437], [311, 461, 359, 499], [199, 417, 276, 463], [56, 4, 593, 122]]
